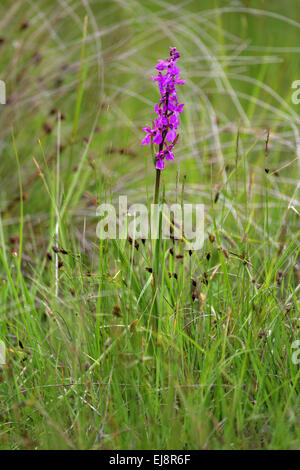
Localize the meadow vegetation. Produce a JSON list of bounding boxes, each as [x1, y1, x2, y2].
[[0, 0, 299, 449]]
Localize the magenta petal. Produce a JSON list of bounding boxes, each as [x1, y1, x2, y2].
[[141, 134, 151, 146], [153, 132, 163, 145], [156, 158, 165, 170], [166, 129, 176, 143], [155, 60, 168, 71], [169, 114, 179, 126], [165, 151, 174, 161]]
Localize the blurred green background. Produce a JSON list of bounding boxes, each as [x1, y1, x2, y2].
[[1, 0, 300, 202]]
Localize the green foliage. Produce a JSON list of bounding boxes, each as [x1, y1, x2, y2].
[[0, 0, 299, 450]]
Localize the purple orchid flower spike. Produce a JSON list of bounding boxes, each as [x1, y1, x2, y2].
[[141, 47, 184, 170]]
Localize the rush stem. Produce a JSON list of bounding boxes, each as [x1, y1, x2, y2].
[[152, 143, 163, 326], [154, 168, 161, 205], [154, 123, 167, 204]]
